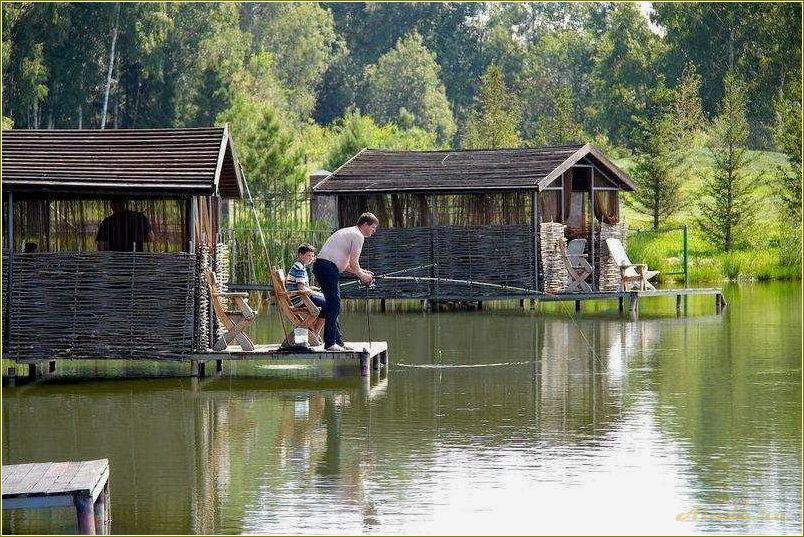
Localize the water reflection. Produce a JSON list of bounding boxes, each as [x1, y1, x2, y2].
[[2, 283, 801, 534]]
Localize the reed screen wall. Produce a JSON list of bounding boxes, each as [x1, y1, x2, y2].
[[336, 192, 536, 300], [2, 252, 196, 360]]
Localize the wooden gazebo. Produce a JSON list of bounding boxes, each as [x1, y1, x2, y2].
[[2, 127, 245, 362], [311, 143, 635, 300]]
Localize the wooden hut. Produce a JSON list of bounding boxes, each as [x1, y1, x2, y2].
[[311, 143, 635, 300], [1, 127, 245, 362]]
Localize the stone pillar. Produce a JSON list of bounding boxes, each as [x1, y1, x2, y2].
[[598, 221, 628, 291], [309, 170, 338, 230], [539, 222, 568, 294]]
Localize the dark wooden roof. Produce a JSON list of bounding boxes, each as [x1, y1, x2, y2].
[[312, 143, 635, 194], [1, 127, 245, 198]]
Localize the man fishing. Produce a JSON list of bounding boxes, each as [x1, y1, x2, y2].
[[313, 212, 378, 351]]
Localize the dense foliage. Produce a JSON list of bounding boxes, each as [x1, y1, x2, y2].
[[2, 2, 801, 279]]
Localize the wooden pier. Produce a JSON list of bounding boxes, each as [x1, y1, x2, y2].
[[191, 341, 389, 378], [2, 459, 110, 535]]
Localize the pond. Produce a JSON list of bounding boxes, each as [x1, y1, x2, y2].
[[2, 282, 801, 535]]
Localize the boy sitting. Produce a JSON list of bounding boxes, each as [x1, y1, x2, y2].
[[286, 244, 326, 346]]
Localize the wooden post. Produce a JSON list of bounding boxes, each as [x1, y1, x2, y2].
[[590, 169, 596, 291], [618, 297, 624, 312], [359, 354, 369, 377], [74, 493, 96, 535], [5, 192, 13, 352], [716, 293, 723, 314], [532, 191, 540, 291], [190, 360, 199, 377], [575, 300, 581, 312], [380, 350, 388, 367], [372, 354, 380, 371], [93, 483, 110, 535], [676, 294, 682, 314], [197, 361, 206, 378], [519, 299, 525, 309], [477, 301, 483, 311], [429, 195, 437, 301], [215, 360, 223, 374], [629, 294, 639, 314], [380, 299, 386, 313]]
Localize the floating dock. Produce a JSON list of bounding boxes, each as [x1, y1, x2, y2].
[[2, 459, 111, 535], [191, 341, 389, 378]]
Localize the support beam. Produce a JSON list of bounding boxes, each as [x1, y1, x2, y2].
[[74, 494, 96, 535]]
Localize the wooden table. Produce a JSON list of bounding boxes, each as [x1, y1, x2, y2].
[[2, 459, 110, 535]]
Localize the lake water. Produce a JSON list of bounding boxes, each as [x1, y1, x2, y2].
[[2, 282, 801, 535]]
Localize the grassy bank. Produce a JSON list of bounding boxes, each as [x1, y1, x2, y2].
[[615, 145, 801, 284]]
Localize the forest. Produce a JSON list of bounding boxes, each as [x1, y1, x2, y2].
[[2, 2, 802, 281]]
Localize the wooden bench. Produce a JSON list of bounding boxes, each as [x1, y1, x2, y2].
[[2, 459, 110, 535]]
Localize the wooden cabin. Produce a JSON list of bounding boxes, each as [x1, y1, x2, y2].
[[1, 127, 245, 362], [311, 143, 635, 300]]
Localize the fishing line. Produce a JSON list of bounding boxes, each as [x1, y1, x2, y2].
[[239, 169, 289, 340], [367, 274, 604, 366]]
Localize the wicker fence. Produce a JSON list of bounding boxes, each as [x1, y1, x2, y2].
[[340, 224, 536, 300], [2, 252, 196, 360]]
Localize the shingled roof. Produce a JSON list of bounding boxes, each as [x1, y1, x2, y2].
[[312, 143, 635, 194], [1, 127, 245, 198]]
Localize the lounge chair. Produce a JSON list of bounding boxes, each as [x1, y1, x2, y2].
[[604, 238, 659, 291]]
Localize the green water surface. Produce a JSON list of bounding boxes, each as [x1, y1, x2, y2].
[[2, 282, 801, 534]]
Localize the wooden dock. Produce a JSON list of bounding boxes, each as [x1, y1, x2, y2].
[[422, 287, 727, 315], [2, 459, 110, 535], [191, 341, 389, 378]]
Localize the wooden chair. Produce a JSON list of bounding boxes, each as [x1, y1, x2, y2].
[[604, 238, 659, 291], [204, 268, 257, 351], [270, 266, 322, 348], [558, 239, 593, 292]]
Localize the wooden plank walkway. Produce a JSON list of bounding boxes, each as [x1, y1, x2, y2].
[[192, 341, 389, 378], [2, 459, 111, 535]]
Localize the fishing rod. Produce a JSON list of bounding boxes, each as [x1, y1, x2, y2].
[[370, 275, 546, 295], [339, 263, 437, 288]]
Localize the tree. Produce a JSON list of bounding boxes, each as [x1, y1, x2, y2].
[[219, 96, 307, 195], [324, 111, 437, 171], [589, 4, 663, 146], [242, 2, 343, 123], [771, 75, 802, 224], [626, 82, 686, 230], [462, 64, 520, 149], [532, 86, 585, 146], [670, 62, 707, 149], [653, 2, 801, 146], [362, 32, 455, 145], [697, 72, 757, 251]]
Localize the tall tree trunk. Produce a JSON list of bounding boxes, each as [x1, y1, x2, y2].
[[100, 2, 121, 130]]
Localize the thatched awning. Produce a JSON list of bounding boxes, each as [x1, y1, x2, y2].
[[312, 143, 635, 194], [1, 127, 245, 198]]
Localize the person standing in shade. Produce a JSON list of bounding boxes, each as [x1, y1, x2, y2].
[[96, 200, 155, 252], [313, 212, 378, 351]]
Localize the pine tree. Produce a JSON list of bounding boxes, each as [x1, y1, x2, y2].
[[533, 86, 584, 146], [772, 76, 802, 224], [696, 72, 757, 252], [626, 82, 686, 230], [462, 64, 520, 149]]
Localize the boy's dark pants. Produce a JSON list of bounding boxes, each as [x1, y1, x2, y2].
[[312, 258, 343, 347]]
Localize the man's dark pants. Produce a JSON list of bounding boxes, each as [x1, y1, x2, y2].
[[312, 258, 343, 347]]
